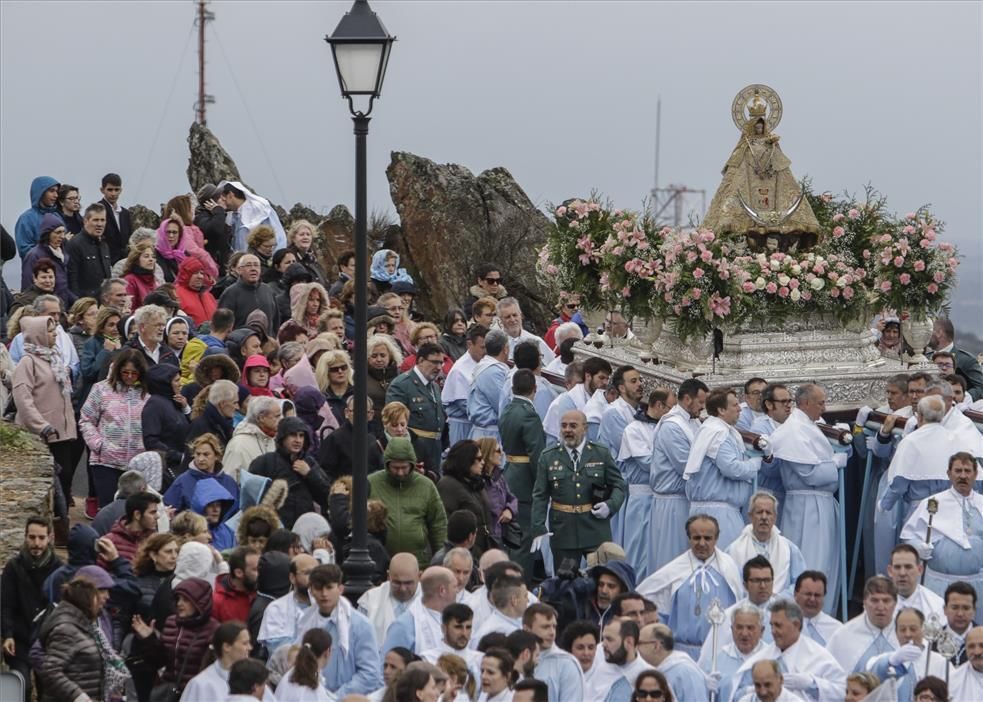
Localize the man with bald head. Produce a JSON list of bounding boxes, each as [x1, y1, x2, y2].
[[767, 383, 847, 615], [949, 626, 983, 700], [738, 659, 801, 702], [357, 552, 421, 644], [634, 622, 708, 701], [257, 553, 318, 655], [217, 252, 280, 333], [382, 565, 458, 654], [531, 409, 626, 566]]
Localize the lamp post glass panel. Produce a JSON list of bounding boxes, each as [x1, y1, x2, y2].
[[325, 0, 395, 600]]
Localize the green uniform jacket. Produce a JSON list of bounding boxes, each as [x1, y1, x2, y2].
[[499, 397, 546, 503], [531, 441, 626, 551], [368, 470, 448, 568], [385, 369, 445, 471]]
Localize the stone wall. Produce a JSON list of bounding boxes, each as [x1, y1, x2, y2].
[[0, 423, 54, 564]]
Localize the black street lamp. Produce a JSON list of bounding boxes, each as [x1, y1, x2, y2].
[[325, 0, 395, 600]]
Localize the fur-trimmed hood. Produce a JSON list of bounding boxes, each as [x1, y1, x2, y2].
[[289, 282, 329, 326], [235, 502, 283, 546], [193, 352, 241, 387]]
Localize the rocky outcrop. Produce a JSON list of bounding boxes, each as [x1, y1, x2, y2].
[[186, 122, 243, 194], [386, 152, 553, 331], [0, 423, 53, 564], [129, 204, 161, 232]]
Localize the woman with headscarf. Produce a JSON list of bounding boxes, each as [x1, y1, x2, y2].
[[369, 248, 413, 293], [131, 576, 222, 695], [79, 347, 150, 507], [156, 217, 218, 284], [242, 354, 275, 397], [21, 213, 76, 308], [13, 316, 77, 533], [122, 242, 159, 309], [174, 256, 217, 327], [164, 194, 207, 250]]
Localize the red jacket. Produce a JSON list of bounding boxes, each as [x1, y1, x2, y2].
[[102, 518, 152, 566], [124, 271, 157, 309], [175, 284, 217, 327], [211, 574, 256, 623]]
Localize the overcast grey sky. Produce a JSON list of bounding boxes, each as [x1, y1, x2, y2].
[[2, 1, 980, 326]]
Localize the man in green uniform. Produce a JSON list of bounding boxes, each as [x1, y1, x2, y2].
[[531, 409, 626, 568], [499, 369, 547, 581], [385, 342, 446, 475]]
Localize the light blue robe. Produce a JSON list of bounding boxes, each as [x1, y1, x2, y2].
[[617, 416, 659, 580], [601, 398, 638, 546], [698, 642, 761, 702], [684, 434, 759, 550], [882, 476, 950, 524], [749, 416, 787, 521], [648, 421, 692, 573], [926, 508, 983, 623], [780, 457, 841, 615], [660, 651, 709, 701], [535, 646, 584, 702], [668, 566, 739, 660], [295, 606, 382, 697], [444, 398, 472, 446], [737, 405, 765, 432], [603, 676, 632, 702], [498, 371, 557, 422], [468, 360, 509, 440]]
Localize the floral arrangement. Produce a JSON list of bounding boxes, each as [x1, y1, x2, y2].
[[538, 186, 959, 341]]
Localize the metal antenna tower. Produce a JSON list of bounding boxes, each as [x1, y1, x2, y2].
[[195, 0, 216, 124]]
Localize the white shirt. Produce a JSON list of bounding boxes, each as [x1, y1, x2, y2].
[[949, 661, 983, 701], [181, 661, 278, 702], [469, 607, 521, 649], [895, 584, 946, 622], [275, 669, 335, 702], [357, 581, 421, 645]]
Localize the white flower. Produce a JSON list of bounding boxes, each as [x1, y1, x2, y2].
[[810, 278, 825, 291], [790, 288, 801, 302], [755, 277, 767, 290], [770, 260, 781, 271], [836, 277, 847, 288], [778, 274, 791, 286], [791, 265, 802, 275]]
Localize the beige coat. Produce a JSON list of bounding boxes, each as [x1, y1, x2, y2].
[[12, 317, 77, 440]]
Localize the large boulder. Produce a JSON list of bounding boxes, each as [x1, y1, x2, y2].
[[186, 122, 244, 195], [386, 152, 553, 331]]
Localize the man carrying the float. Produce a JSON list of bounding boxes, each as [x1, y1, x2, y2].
[[543, 357, 611, 445], [949, 627, 983, 701], [647, 378, 708, 573], [749, 383, 794, 522], [614, 389, 675, 581], [637, 514, 744, 660], [855, 373, 913, 577], [879, 395, 981, 525], [901, 451, 983, 623], [600, 365, 645, 548], [683, 388, 762, 550], [901, 380, 983, 443], [767, 383, 845, 615]]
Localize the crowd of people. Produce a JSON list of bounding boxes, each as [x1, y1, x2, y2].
[[1, 173, 983, 702]]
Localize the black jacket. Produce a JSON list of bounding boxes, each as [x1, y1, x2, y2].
[[141, 364, 190, 474], [195, 204, 231, 274], [248, 417, 330, 528], [0, 548, 63, 655], [287, 246, 329, 288], [99, 198, 132, 264], [318, 420, 384, 483], [65, 231, 112, 299], [186, 402, 234, 447]]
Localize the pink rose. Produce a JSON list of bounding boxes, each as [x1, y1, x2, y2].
[[919, 239, 931, 249], [927, 283, 939, 294], [788, 278, 800, 289], [700, 250, 713, 262], [899, 273, 911, 285], [741, 281, 756, 293], [693, 267, 705, 279], [686, 251, 698, 263], [830, 287, 840, 298], [913, 260, 926, 272], [765, 282, 778, 294], [778, 286, 790, 298], [555, 206, 567, 217], [924, 228, 936, 240], [902, 225, 916, 235], [848, 208, 861, 220], [622, 286, 631, 298], [893, 256, 905, 267], [905, 212, 917, 221], [545, 264, 558, 275], [880, 280, 892, 292], [801, 291, 812, 301], [832, 226, 845, 238], [832, 213, 845, 223], [863, 249, 871, 259], [691, 288, 702, 300], [843, 286, 855, 299]]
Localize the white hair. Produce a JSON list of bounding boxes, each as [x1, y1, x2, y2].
[[246, 395, 280, 424], [208, 379, 238, 404], [135, 304, 167, 326], [555, 321, 584, 345], [917, 395, 945, 423]]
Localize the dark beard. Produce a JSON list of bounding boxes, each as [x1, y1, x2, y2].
[[605, 644, 628, 666]]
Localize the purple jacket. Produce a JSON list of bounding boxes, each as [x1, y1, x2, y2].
[[484, 467, 518, 540]]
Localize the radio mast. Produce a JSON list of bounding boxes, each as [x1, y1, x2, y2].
[[195, 0, 215, 124]]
